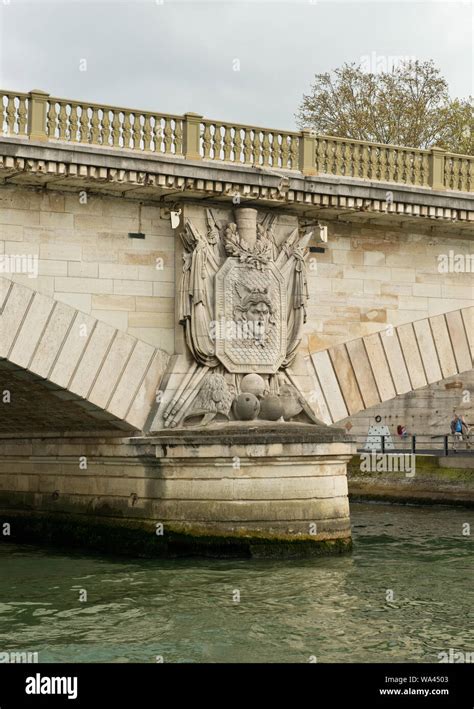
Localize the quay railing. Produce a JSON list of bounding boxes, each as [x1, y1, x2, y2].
[[348, 433, 474, 457], [1, 89, 472, 192]]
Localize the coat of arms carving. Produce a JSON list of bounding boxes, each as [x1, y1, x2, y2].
[[163, 207, 319, 428]]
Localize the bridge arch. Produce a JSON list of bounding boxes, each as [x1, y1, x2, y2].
[[307, 307, 473, 425], [0, 277, 169, 434]]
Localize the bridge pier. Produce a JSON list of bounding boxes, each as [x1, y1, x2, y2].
[[0, 88, 472, 557], [0, 426, 354, 557]]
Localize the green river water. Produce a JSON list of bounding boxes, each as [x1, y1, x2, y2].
[[0, 502, 472, 663]]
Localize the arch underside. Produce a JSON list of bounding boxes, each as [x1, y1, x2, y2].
[[0, 277, 169, 435], [307, 307, 473, 425], [1, 276, 472, 435]]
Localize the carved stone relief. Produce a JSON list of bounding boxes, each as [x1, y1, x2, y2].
[[163, 206, 319, 428]]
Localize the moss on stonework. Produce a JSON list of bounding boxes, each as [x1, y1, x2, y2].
[[347, 454, 474, 507], [0, 510, 352, 559], [348, 455, 474, 481]]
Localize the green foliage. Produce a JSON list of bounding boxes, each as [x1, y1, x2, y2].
[[297, 60, 473, 154]]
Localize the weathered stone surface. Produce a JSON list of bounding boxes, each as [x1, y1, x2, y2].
[[311, 350, 348, 422], [0, 427, 354, 555], [345, 338, 380, 409], [445, 310, 472, 373], [8, 292, 54, 369], [380, 329, 411, 395], [429, 314, 457, 379], [88, 330, 136, 409], [413, 318, 442, 384], [328, 343, 364, 415], [107, 340, 156, 420], [69, 320, 116, 399], [0, 282, 33, 358], [396, 322, 427, 390], [362, 333, 396, 402], [49, 312, 97, 388]]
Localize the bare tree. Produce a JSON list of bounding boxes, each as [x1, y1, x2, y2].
[[296, 61, 473, 154]]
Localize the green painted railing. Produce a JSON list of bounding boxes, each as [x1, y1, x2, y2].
[[1, 89, 472, 192]]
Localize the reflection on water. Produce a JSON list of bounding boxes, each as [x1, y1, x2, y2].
[[0, 503, 472, 663]]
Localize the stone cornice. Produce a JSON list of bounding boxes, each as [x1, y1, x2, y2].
[[0, 138, 473, 227]]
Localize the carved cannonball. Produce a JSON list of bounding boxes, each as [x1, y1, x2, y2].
[[240, 373, 266, 398], [234, 393, 260, 421], [279, 385, 303, 420], [259, 395, 283, 421]]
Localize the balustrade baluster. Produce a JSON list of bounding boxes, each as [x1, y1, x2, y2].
[[57, 104, 67, 140], [466, 160, 473, 192], [143, 114, 152, 151], [233, 127, 242, 163], [6, 97, 15, 135], [122, 113, 131, 149], [352, 143, 360, 178], [223, 125, 232, 161], [101, 110, 111, 146], [69, 105, 78, 142], [78, 105, 88, 143], [252, 130, 261, 165], [262, 132, 270, 166], [243, 128, 252, 164], [202, 123, 211, 159], [289, 136, 298, 169], [458, 159, 467, 192], [111, 112, 121, 147], [132, 114, 141, 150], [18, 98, 27, 135], [47, 102, 57, 138], [379, 147, 387, 181], [395, 150, 404, 183], [163, 118, 171, 154], [412, 152, 420, 186], [174, 120, 183, 154], [452, 159, 460, 191], [370, 146, 379, 180], [344, 142, 352, 176], [232, 126, 242, 163], [154, 119, 163, 152], [214, 125, 223, 159], [315, 139, 324, 174], [270, 134, 279, 167], [90, 108, 100, 144]]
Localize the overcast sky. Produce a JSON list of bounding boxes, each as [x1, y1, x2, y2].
[[1, 0, 472, 130]]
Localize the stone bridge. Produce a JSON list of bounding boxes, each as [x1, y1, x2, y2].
[[1, 88, 472, 436], [0, 88, 472, 554]]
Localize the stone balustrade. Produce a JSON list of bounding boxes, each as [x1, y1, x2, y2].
[[201, 118, 300, 169], [1, 88, 472, 192]]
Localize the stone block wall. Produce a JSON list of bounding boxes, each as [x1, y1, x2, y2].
[[0, 185, 175, 352], [302, 221, 473, 436], [0, 187, 472, 435], [304, 221, 473, 351]]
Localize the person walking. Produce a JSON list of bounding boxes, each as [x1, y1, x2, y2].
[[450, 412, 471, 452]]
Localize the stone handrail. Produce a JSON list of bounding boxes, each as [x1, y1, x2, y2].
[[1, 89, 472, 192], [46, 95, 184, 155], [313, 134, 431, 187], [200, 118, 300, 169]]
